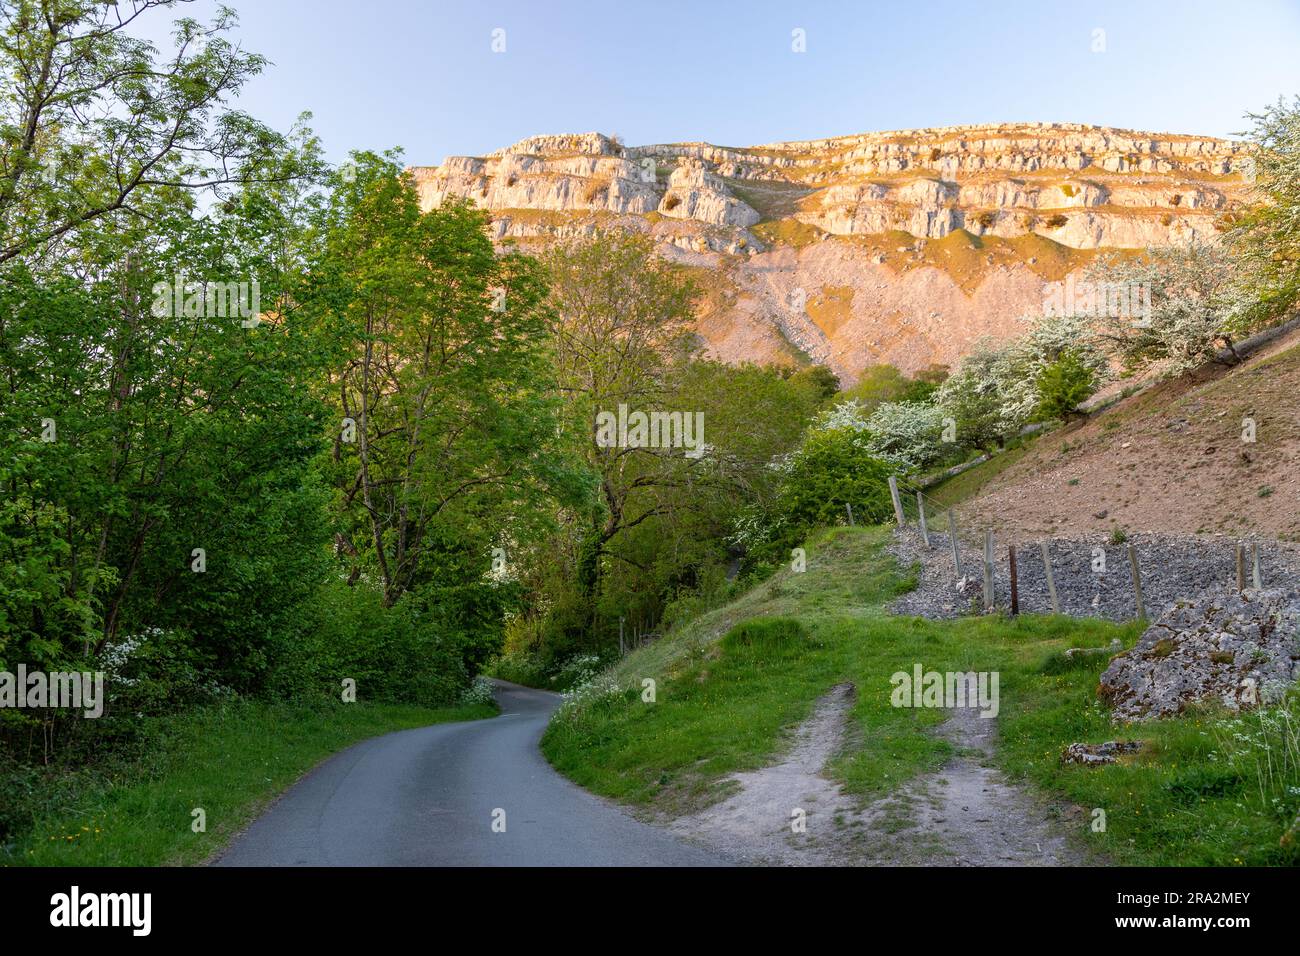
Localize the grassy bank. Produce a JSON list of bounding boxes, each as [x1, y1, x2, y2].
[[542, 525, 1299, 865], [5, 697, 493, 867]]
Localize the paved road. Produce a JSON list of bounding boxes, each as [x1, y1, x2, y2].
[[215, 680, 724, 866]]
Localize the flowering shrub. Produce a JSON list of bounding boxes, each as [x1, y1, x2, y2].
[[864, 400, 948, 471], [458, 675, 496, 708], [551, 653, 602, 690]]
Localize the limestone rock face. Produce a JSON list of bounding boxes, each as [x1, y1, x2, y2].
[[659, 161, 760, 227], [408, 123, 1256, 383], [1099, 588, 1300, 722]]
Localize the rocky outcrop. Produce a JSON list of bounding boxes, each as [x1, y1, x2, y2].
[[658, 161, 759, 228], [1099, 588, 1300, 721], [409, 123, 1256, 382]]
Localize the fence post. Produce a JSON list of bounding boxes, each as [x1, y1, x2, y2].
[[1252, 543, 1262, 589], [917, 492, 930, 547], [888, 476, 905, 527], [1236, 542, 1245, 593], [983, 530, 994, 612], [950, 508, 964, 579], [1008, 545, 1019, 616], [1040, 540, 1060, 614], [619, 616, 625, 656], [1128, 543, 1145, 621], [845, 502, 855, 527]]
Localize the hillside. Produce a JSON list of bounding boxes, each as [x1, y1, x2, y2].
[[411, 124, 1254, 383], [934, 330, 1300, 542]]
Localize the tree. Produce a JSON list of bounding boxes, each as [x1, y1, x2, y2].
[[0, 1, 283, 265], [785, 363, 840, 401], [865, 401, 949, 471], [997, 311, 1108, 425], [1230, 96, 1300, 326], [741, 427, 893, 561], [0, 135, 335, 691], [314, 154, 578, 613], [1035, 350, 1096, 421], [1085, 245, 1249, 376], [541, 232, 700, 602], [934, 341, 1015, 451], [842, 363, 910, 412]]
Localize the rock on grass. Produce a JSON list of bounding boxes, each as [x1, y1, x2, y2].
[[1099, 587, 1300, 721]]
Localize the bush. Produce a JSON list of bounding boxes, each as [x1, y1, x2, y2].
[[865, 400, 949, 471], [722, 616, 808, 653], [269, 578, 471, 706], [1035, 350, 1097, 421]]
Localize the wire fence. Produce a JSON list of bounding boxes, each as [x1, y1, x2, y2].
[[879, 475, 1285, 622]]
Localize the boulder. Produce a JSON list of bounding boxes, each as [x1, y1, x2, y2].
[[1099, 587, 1300, 721]]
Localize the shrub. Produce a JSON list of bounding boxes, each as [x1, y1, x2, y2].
[[865, 400, 949, 472], [1035, 350, 1097, 421], [722, 617, 808, 653]]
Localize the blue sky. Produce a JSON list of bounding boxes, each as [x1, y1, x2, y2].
[[146, 0, 1300, 165]]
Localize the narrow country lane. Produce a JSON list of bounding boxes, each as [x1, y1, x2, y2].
[[214, 680, 725, 867]]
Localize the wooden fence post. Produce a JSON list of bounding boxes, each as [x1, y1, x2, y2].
[[888, 476, 905, 527], [950, 509, 964, 579], [845, 502, 855, 526], [1008, 545, 1019, 616], [1252, 543, 1262, 589], [917, 493, 930, 547], [1236, 542, 1245, 593], [619, 616, 625, 656], [1040, 541, 1060, 614], [1128, 543, 1145, 621], [983, 530, 995, 612]]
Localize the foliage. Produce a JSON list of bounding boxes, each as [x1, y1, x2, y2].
[[864, 400, 949, 471], [1084, 245, 1253, 376], [1229, 96, 1300, 327], [933, 341, 1017, 451], [0, 1, 283, 264], [1035, 350, 1097, 421]]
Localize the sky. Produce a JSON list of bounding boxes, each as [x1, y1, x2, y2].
[[140, 0, 1300, 167]]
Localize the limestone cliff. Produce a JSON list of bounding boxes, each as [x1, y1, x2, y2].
[[409, 124, 1254, 383]]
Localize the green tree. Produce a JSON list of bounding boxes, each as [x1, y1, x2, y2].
[[1231, 96, 1300, 326], [0, 1, 282, 264], [312, 153, 581, 634], [541, 232, 699, 603]]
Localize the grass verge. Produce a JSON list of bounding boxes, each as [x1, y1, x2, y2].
[[542, 525, 1299, 865], [5, 697, 493, 866]]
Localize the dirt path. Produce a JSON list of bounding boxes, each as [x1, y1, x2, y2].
[[671, 684, 1088, 866]]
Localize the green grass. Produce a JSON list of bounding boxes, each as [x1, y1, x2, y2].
[[542, 525, 1300, 865], [924, 440, 1034, 509], [6, 697, 494, 866]]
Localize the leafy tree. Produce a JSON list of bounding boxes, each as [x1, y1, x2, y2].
[[934, 342, 1015, 451], [313, 154, 580, 618], [865, 401, 949, 471], [785, 363, 840, 401], [997, 312, 1108, 425], [1084, 245, 1249, 376], [752, 427, 893, 560], [0, 144, 336, 692], [1230, 96, 1300, 326], [842, 363, 911, 412], [0, 1, 282, 264], [541, 232, 699, 602]]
